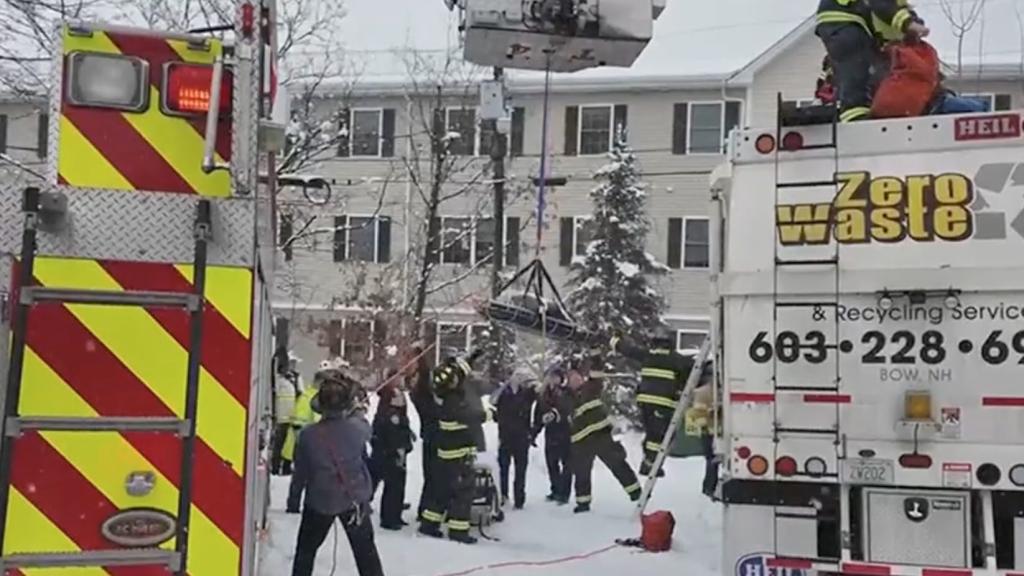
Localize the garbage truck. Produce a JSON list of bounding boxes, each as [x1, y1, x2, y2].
[[0, 2, 285, 574], [711, 104, 1024, 576]]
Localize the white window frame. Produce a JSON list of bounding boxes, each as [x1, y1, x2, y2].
[[682, 216, 710, 270], [577, 104, 615, 157], [961, 93, 995, 110], [471, 216, 517, 267], [340, 318, 377, 363], [677, 329, 709, 355], [445, 106, 480, 156], [686, 100, 742, 155], [435, 321, 489, 363], [337, 214, 385, 264], [348, 107, 384, 158], [571, 216, 595, 261]]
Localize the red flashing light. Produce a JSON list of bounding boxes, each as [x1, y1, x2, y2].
[[165, 63, 233, 116], [736, 446, 752, 459], [775, 456, 798, 477], [781, 131, 804, 151], [755, 134, 775, 154], [899, 453, 933, 469], [241, 3, 255, 38]]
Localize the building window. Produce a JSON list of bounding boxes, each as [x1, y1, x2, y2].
[[578, 105, 613, 155], [343, 319, 375, 366], [677, 330, 708, 354], [962, 93, 1012, 111], [350, 109, 382, 157], [432, 216, 520, 266], [687, 101, 742, 154], [332, 215, 392, 264], [436, 321, 489, 363], [683, 217, 709, 269], [572, 216, 596, 260], [446, 108, 478, 156]]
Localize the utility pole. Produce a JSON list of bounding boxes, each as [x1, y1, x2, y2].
[[487, 66, 507, 384]]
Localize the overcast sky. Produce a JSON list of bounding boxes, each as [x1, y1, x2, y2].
[[337, 0, 1024, 79]]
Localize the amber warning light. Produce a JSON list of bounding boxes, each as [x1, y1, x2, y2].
[[164, 63, 233, 116]]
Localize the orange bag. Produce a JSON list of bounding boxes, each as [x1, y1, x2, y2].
[[871, 41, 939, 118], [641, 510, 676, 552]]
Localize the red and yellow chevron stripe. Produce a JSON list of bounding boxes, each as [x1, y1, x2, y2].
[[58, 25, 233, 197], [6, 257, 253, 576]]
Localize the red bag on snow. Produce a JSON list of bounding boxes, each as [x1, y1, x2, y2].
[[871, 41, 940, 119], [641, 510, 676, 552]]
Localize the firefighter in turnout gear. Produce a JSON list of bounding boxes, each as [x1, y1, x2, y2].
[[370, 371, 415, 530], [611, 327, 694, 477], [272, 351, 303, 475], [418, 350, 487, 544], [815, 0, 929, 123], [566, 356, 641, 513]]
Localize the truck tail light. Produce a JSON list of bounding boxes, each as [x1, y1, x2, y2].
[[1009, 465, 1024, 486], [804, 457, 827, 477], [747, 455, 769, 476], [736, 446, 752, 459], [164, 62, 233, 116], [899, 453, 933, 469], [977, 463, 1001, 486], [67, 52, 148, 111], [775, 456, 797, 477], [781, 131, 804, 151], [755, 134, 775, 154]]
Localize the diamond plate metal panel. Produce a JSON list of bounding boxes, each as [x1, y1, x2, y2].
[[0, 187, 254, 266], [863, 488, 970, 568]]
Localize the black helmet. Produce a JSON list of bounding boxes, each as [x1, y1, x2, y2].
[[312, 369, 361, 414]]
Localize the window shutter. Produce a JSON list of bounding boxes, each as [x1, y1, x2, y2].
[[328, 320, 343, 357], [613, 104, 628, 140], [333, 215, 347, 262], [994, 94, 1012, 111], [274, 317, 290, 354], [510, 107, 525, 157], [564, 106, 579, 156], [377, 216, 392, 263], [280, 213, 293, 262], [505, 216, 520, 267], [0, 115, 7, 155], [559, 217, 574, 266], [432, 109, 445, 154], [427, 217, 441, 264], [725, 101, 742, 133], [667, 218, 683, 269], [381, 108, 396, 157], [423, 320, 439, 367], [337, 108, 351, 157], [37, 113, 48, 158], [672, 103, 689, 155]]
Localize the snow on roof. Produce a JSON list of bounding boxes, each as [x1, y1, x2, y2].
[[331, 0, 1024, 94]]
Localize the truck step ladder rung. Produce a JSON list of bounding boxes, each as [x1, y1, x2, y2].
[[774, 427, 839, 436], [775, 301, 838, 309], [1, 550, 181, 571], [797, 143, 837, 151], [6, 416, 191, 437], [774, 385, 841, 392], [21, 287, 200, 310], [775, 256, 838, 266], [776, 179, 837, 189]]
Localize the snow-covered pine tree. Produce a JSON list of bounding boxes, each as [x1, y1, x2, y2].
[[565, 129, 669, 428]]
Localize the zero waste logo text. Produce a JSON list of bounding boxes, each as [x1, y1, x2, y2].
[[775, 164, 1024, 245]]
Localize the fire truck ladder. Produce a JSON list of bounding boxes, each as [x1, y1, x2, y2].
[[770, 94, 843, 561], [0, 188, 212, 575]]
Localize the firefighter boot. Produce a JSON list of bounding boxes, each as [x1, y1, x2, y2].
[[573, 502, 591, 513], [449, 531, 478, 545], [418, 524, 444, 539]]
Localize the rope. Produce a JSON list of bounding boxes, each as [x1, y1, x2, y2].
[[429, 543, 621, 576], [534, 52, 553, 259]]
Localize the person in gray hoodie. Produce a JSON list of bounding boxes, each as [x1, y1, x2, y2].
[[287, 369, 384, 576]]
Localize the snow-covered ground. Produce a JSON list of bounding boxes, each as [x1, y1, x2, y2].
[[258, 413, 723, 576]]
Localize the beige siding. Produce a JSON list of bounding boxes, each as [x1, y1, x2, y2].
[[748, 31, 826, 127]]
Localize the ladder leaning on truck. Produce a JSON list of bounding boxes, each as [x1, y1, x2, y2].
[[713, 96, 1024, 576], [0, 2, 286, 575]]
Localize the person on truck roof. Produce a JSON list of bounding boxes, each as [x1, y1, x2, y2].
[[610, 326, 694, 477], [815, 0, 929, 123]]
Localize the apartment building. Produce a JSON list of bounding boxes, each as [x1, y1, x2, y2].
[[2, 12, 1021, 377]]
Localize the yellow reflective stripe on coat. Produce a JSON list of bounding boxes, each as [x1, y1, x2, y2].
[[816, 10, 871, 35], [422, 509, 445, 523], [636, 393, 678, 409], [576, 495, 593, 504], [574, 399, 603, 418], [571, 418, 612, 443], [439, 420, 468, 431], [624, 483, 641, 494], [645, 441, 663, 452], [438, 447, 475, 460], [640, 367, 677, 380], [448, 520, 471, 531], [840, 107, 871, 123]]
